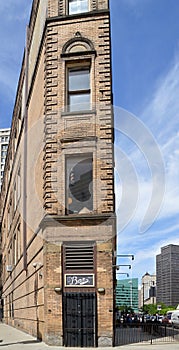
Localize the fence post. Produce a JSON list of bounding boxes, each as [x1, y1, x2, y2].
[[172, 324, 175, 340], [150, 324, 153, 344]]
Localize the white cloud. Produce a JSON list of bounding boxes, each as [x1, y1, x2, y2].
[[117, 224, 179, 282], [115, 107, 165, 233], [142, 56, 179, 220], [115, 53, 179, 279], [115, 52, 179, 234], [143, 57, 179, 140]]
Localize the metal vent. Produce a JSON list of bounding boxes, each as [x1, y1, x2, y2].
[[64, 245, 94, 271]]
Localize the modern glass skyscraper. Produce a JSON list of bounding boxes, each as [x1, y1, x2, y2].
[[116, 278, 139, 313]]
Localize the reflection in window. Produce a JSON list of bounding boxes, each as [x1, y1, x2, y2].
[[68, 67, 90, 111], [66, 156, 93, 214], [69, 0, 89, 15]]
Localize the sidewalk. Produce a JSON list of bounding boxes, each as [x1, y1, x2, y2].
[[0, 323, 58, 350], [0, 323, 179, 350], [118, 344, 179, 350]]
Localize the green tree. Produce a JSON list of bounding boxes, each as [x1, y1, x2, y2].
[[142, 303, 176, 315], [143, 304, 157, 315], [119, 305, 134, 314]]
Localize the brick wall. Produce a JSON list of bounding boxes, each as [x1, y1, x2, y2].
[[43, 12, 114, 216], [1, 0, 116, 346]]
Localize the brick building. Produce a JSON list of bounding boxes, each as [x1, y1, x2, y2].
[[0, 128, 10, 189], [0, 0, 116, 347]]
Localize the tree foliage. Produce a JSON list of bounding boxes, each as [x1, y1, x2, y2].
[[142, 303, 176, 315]]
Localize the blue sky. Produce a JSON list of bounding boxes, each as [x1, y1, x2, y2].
[[0, 0, 179, 285], [110, 0, 179, 283]]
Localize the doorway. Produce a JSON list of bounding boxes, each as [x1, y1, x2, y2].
[[63, 292, 97, 347]]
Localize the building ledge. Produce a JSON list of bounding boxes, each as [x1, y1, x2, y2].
[[46, 9, 110, 24], [40, 212, 116, 228]]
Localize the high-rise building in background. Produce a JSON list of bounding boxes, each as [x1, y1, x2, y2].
[[139, 272, 156, 309], [116, 278, 139, 313], [0, 0, 116, 347], [156, 244, 179, 306], [0, 128, 10, 189]]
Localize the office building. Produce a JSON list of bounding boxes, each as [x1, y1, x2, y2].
[[116, 278, 138, 313], [140, 272, 156, 308], [156, 244, 179, 306], [0, 0, 116, 347]]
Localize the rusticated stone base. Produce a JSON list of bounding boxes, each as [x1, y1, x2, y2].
[[98, 336, 113, 347], [44, 333, 63, 346]]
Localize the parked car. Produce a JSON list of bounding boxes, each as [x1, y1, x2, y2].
[[166, 310, 175, 324], [162, 316, 170, 325], [171, 310, 179, 327]]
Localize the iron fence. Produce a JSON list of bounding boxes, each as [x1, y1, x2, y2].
[[115, 322, 179, 346]]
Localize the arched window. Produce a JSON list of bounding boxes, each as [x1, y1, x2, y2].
[[61, 34, 95, 55], [61, 34, 96, 114]]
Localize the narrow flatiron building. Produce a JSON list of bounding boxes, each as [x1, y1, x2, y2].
[[0, 0, 116, 346]]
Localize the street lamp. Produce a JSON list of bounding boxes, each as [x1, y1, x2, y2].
[[116, 272, 129, 277], [116, 254, 134, 260], [113, 264, 131, 270]]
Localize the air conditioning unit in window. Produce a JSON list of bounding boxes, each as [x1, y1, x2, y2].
[[6, 265, 13, 272]]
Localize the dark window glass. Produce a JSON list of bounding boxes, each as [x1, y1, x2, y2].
[[66, 156, 93, 214]]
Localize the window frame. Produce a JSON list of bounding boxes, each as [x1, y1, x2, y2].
[[67, 65, 91, 112], [68, 0, 89, 15], [65, 154, 93, 215], [61, 37, 96, 116]]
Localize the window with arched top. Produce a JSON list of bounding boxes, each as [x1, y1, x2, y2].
[[62, 35, 95, 55], [61, 35, 96, 114]]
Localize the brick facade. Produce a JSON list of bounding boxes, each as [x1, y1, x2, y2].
[[0, 0, 116, 346]]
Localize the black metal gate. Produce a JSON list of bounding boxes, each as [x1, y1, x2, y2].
[[63, 292, 97, 347], [115, 322, 179, 346]]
